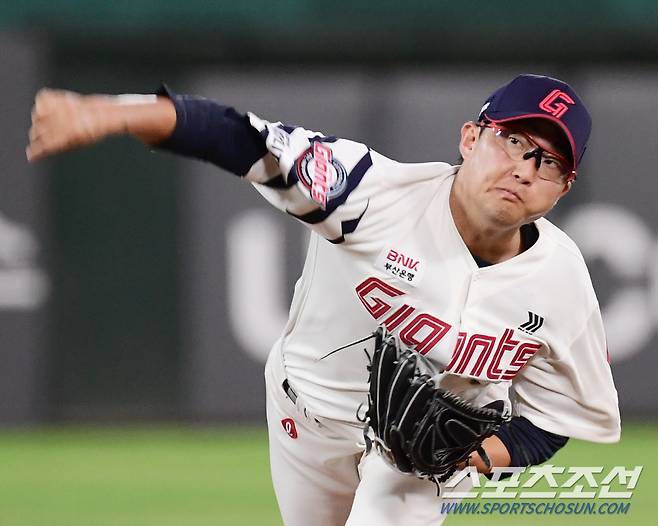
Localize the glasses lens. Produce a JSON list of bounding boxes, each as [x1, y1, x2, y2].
[[537, 154, 569, 183], [494, 128, 532, 160]]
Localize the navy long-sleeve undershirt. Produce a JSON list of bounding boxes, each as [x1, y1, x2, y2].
[[155, 85, 266, 176], [495, 416, 569, 467]]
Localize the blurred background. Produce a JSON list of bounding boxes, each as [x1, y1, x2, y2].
[[0, 1, 657, 525]]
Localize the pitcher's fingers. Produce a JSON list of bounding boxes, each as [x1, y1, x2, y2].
[[28, 124, 43, 143], [26, 133, 59, 162], [25, 142, 43, 162], [33, 90, 48, 115], [30, 105, 50, 123]]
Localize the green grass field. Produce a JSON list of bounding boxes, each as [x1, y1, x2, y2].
[[0, 423, 654, 525]]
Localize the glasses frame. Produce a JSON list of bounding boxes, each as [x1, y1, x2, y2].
[[477, 121, 577, 184]]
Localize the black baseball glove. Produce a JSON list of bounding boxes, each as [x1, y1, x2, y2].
[[363, 326, 510, 484]]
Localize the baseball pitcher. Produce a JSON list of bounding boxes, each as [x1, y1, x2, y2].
[[26, 74, 620, 525]]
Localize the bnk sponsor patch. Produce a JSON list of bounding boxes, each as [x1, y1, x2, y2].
[[375, 247, 424, 286]]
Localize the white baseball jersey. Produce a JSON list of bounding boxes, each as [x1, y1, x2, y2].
[[245, 113, 621, 444]]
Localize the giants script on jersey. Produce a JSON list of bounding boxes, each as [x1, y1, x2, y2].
[[355, 277, 541, 381]]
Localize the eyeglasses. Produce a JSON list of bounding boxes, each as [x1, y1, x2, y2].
[[477, 122, 576, 184]]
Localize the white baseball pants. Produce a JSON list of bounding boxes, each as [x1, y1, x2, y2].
[[265, 346, 473, 526]]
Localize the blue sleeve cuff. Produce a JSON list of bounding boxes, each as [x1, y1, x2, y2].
[[154, 84, 268, 176], [495, 416, 569, 467]]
